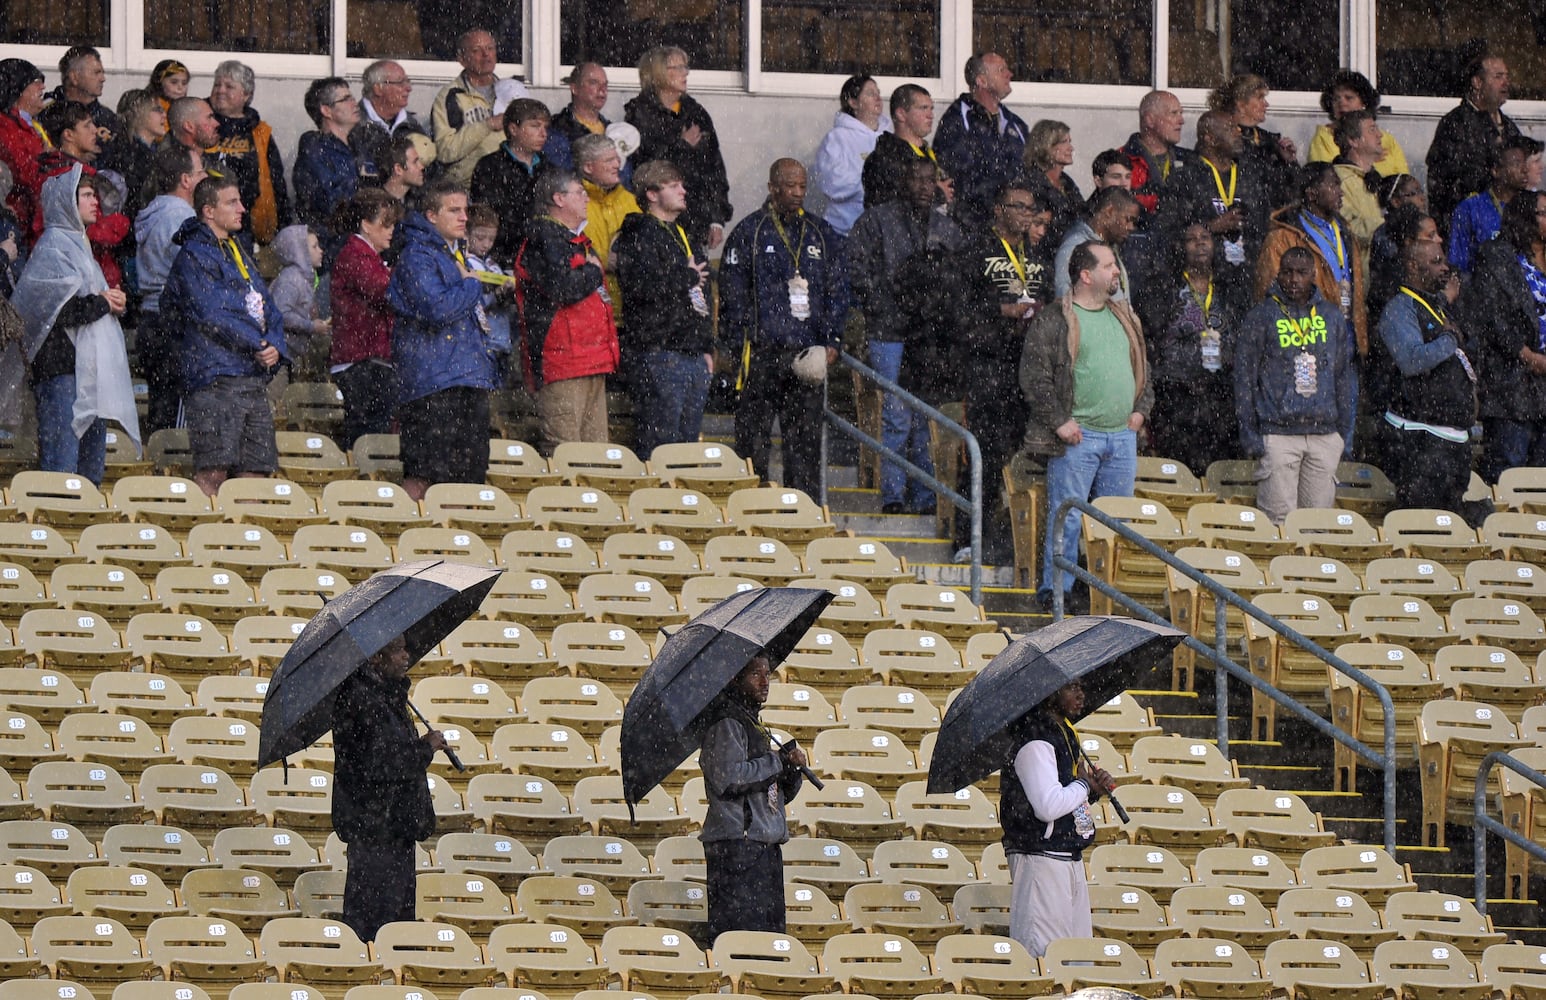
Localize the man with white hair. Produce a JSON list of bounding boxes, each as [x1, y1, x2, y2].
[[432, 28, 530, 186], [351, 59, 433, 183], [206, 59, 289, 243]]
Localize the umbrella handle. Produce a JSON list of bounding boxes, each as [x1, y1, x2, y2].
[[1079, 746, 1127, 823], [406, 698, 466, 772], [770, 735, 824, 791]]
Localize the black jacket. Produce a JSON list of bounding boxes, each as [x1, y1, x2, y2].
[[469, 148, 549, 267], [956, 228, 1050, 375], [1154, 155, 1271, 302], [1026, 170, 1084, 252], [330, 666, 436, 845], [1427, 102, 1523, 230], [612, 211, 712, 356], [1238, 124, 1295, 209], [624, 91, 732, 246], [862, 131, 941, 210], [1000, 714, 1094, 858], [848, 201, 964, 342], [1140, 273, 1244, 388], [1465, 238, 1546, 421]]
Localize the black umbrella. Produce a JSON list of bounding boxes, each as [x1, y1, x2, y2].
[[620, 586, 834, 806], [256, 559, 502, 769], [926, 615, 1184, 794]]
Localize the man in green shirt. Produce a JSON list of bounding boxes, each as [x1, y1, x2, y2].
[[1019, 240, 1153, 612]]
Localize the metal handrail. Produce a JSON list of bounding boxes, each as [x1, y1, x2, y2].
[[1474, 750, 1546, 913], [822, 351, 984, 605], [1050, 495, 1399, 854]]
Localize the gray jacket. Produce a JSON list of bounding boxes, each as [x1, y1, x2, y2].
[[699, 714, 802, 844], [268, 223, 318, 337], [133, 194, 195, 313]]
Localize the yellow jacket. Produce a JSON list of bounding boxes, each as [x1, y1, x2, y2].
[[1308, 124, 1411, 177], [584, 178, 641, 322]]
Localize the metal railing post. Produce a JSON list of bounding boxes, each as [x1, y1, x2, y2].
[[1474, 750, 1546, 913]]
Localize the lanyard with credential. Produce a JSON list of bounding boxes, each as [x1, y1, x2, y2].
[[1183, 271, 1214, 324], [1299, 213, 1349, 279], [909, 142, 939, 166], [769, 209, 807, 277], [663, 218, 694, 261], [1206, 159, 1237, 207], [1272, 295, 1318, 338], [1399, 286, 1449, 327], [999, 237, 1027, 285], [225, 239, 253, 286]]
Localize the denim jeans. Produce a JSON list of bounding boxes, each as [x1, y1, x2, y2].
[[1039, 427, 1138, 597], [868, 340, 933, 509], [1482, 417, 1546, 484], [34, 373, 106, 485], [631, 348, 712, 457]]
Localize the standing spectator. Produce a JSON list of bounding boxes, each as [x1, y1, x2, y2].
[[574, 132, 639, 314], [329, 188, 402, 449], [1210, 74, 1297, 207], [613, 160, 713, 456], [0, 59, 49, 240], [1375, 240, 1477, 514], [543, 62, 616, 172], [50, 46, 120, 147], [1448, 134, 1539, 275], [134, 144, 205, 437], [1427, 54, 1521, 231], [626, 45, 732, 249], [351, 60, 432, 184], [1054, 186, 1139, 301], [516, 170, 618, 453], [863, 84, 951, 211], [206, 61, 290, 245], [160, 175, 288, 497], [269, 225, 329, 382], [469, 98, 550, 267], [1367, 191, 1438, 313], [1023, 120, 1083, 250], [387, 179, 495, 498], [1329, 110, 1386, 244], [1235, 248, 1352, 524], [810, 73, 890, 238], [1467, 189, 1546, 482], [1309, 70, 1410, 176], [8, 165, 138, 483], [934, 52, 1028, 230], [330, 634, 446, 944], [1121, 91, 1189, 220], [0, 166, 21, 298], [1141, 222, 1243, 475], [165, 96, 219, 156], [849, 157, 965, 515], [34, 104, 130, 288], [432, 29, 528, 187], [293, 77, 364, 232], [100, 89, 166, 219], [953, 179, 1052, 563], [148, 59, 189, 113], [1022, 241, 1151, 612], [382, 133, 427, 207], [1156, 111, 1271, 312], [1092, 151, 1131, 190], [721, 159, 848, 497], [463, 203, 515, 386]]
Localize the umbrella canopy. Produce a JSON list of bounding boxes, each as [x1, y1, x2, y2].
[[927, 615, 1184, 793], [621, 586, 834, 805], [257, 559, 502, 768]]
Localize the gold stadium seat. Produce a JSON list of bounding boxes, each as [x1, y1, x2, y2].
[[867, 839, 978, 897], [758, 686, 837, 753], [140, 763, 261, 841], [1327, 642, 1442, 792], [709, 930, 831, 999], [1112, 783, 1231, 863], [280, 385, 345, 438], [0, 864, 71, 929], [514, 876, 630, 941], [1152, 936, 1271, 1000], [215, 478, 326, 537], [626, 879, 706, 934], [1186, 502, 1295, 558], [434, 832, 545, 893], [1282, 508, 1388, 573], [181, 867, 298, 932], [1299, 844, 1417, 907], [274, 432, 352, 488], [786, 779, 905, 855], [1497, 745, 1546, 897], [442, 620, 555, 685], [885, 583, 996, 640], [810, 728, 920, 793], [147, 428, 193, 477], [28, 761, 149, 839], [0, 984, 95, 1000], [499, 531, 600, 588], [843, 882, 960, 943], [0, 523, 83, 576], [821, 932, 942, 1000], [50, 563, 154, 624], [525, 486, 629, 544], [290, 525, 393, 577], [1212, 788, 1336, 865], [259, 917, 384, 999], [1494, 467, 1546, 512], [1243, 592, 1348, 740], [1450, 597, 1546, 656], [481, 572, 583, 633], [805, 536, 912, 589], [1464, 560, 1546, 615], [0, 562, 51, 618], [838, 685, 940, 747], [1168, 547, 1270, 690], [396, 528, 498, 569], [67, 866, 184, 932], [348, 434, 401, 482], [1042, 937, 1164, 996], [0, 710, 65, 773], [601, 925, 722, 997], [1262, 938, 1384, 1000], [488, 723, 604, 785], [420, 483, 526, 543], [486, 921, 607, 994], [572, 775, 690, 849], [952, 882, 1011, 936], [650, 836, 705, 884], [126, 612, 241, 678], [1083, 496, 1197, 615], [17, 608, 132, 680], [230, 616, 308, 676], [31, 915, 155, 993], [248, 768, 334, 845], [465, 773, 586, 850], [1073, 732, 1136, 787], [154, 566, 259, 626], [1128, 736, 1250, 804], [230, 986, 323, 1000], [0, 819, 102, 880], [413, 872, 513, 936], [778, 838, 876, 898], [781, 881, 846, 947], [0, 771, 35, 821], [56, 713, 172, 781], [487, 440, 562, 493], [860, 627, 965, 697], [211, 829, 326, 891], [1383, 891, 1505, 958], [1481, 513, 1546, 562], [932, 933, 1051, 999], [1416, 700, 1526, 847], [574, 573, 685, 630], [1136, 456, 1216, 512], [599, 533, 700, 590], [1382, 509, 1489, 571], [550, 442, 656, 494], [11, 472, 116, 535], [627, 488, 734, 547], [779, 628, 865, 700], [1371, 940, 1490, 1000], [1079, 691, 1162, 752], [319, 481, 427, 542], [100, 825, 216, 884], [77, 523, 187, 577], [1168, 884, 1288, 949], [1364, 557, 1468, 613], [1432, 645, 1546, 717], [91, 672, 195, 730], [195, 676, 268, 723], [413, 676, 517, 738], [726, 487, 834, 545], [1480, 943, 1546, 1000], [1191, 846, 1300, 906], [649, 442, 757, 498], [0, 668, 87, 727], [700, 535, 803, 586], [122, 984, 217, 1000], [892, 781, 999, 856], [540, 834, 653, 894], [550, 622, 649, 693], [1269, 554, 1366, 603], [184, 524, 291, 583], [1335, 461, 1398, 517]]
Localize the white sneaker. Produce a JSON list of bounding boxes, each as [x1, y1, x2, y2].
[[953, 546, 972, 564]]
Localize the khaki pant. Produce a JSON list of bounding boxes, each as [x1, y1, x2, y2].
[[1008, 852, 1091, 958], [537, 375, 608, 454], [1255, 432, 1343, 524]]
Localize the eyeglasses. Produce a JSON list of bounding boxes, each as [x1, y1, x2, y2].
[[1001, 202, 1039, 212]]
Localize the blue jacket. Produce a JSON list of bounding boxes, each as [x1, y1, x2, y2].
[[161, 217, 288, 392], [1446, 192, 1502, 275], [933, 93, 1029, 229], [292, 130, 361, 230], [387, 210, 495, 404], [720, 203, 849, 352], [1234, 285, 1353, 456]]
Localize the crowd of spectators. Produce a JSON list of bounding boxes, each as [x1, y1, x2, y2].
[[0, 36, 1540, 611]]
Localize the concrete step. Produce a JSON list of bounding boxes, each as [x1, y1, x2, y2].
[[834, 511, 948, 539], [848, 535, 956, 566], [827, 486, 882, 514]]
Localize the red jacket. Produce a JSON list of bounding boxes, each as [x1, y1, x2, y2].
[[514, 216, 618, 389], [330, 233, 394, 365], [0, 109, 46, 245]]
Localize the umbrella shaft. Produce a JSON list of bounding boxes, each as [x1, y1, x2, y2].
[[406, 697, 466, 772]]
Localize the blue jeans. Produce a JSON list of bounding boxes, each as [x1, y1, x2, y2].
[[631, 349, 711, 458], [34, 374, 106, 485], [1040, 427, 1138, 596], [1482, 417, 1546, 484], [869, 340, 933, 509]]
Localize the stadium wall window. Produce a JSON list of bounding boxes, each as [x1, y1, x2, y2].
[[345, 0, 521, 62], [560, 0, 742, 72], [975, 0, 1152, 87], [143, 0, 329, 54], [1168, 0, 1339, 92], [1376, 0, 1546, 101], [1, 0, 108, 46], [760, 0, 940, 77]]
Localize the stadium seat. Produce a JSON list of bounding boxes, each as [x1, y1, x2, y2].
[[601, 924, 722, 996], [525, 486, 630, 543], [139, 763, 260, 841], [31, 915, 155, 993], [822, 932, 942, 999], [126, 612, 241, 677], [229, 616, 307, 676], [56, 712, 171, 780], [290, 525, 393, 576], [778, 838, 876, 897], [349, 434, 401, 482], [486, 922, 606, 994], [154, 566, 259, 625], [1383, 891, 1505, 957], [513, 876, 629, 941], [1282, 508, 1388, 573], [1212, 788, 1336, 865], [626, 488, 734, 548], [1415, 701, 1526, 847], [411, 872, 513, 936], [256, 567, 351, 618], [215, 478, 326, 538], [701, 535, 804, 586], [678, 577, 760, 617], [101, 825, 214, 884], [786, 779, 905, 854], [1135, 456, 1216, 511], [0, 668, 87, 726], [1334, 462, 1398, 517], [1480, 943, 1546, 1000], [787, 577, 887, 639], [481, 572, 582, 633], [373, 920, 501, 988], [1112, 782, 1231, 862], [396, 528, 498, 568], [0, 863, 70, 929], [575, 573, 684, 629], [442, 620, 555, 685], [107, 475, 219, 533], [843, 880, 961, 942], [1451, 597, 1546, 656], [625, 878, 706, 936], [420, 483, 526, 543], [0, 523, 83, 576], [0, 710, 64, 774], [17, 608, 132, 681], [952, 882, 1011, 935], [649, 443, 756, 497], [550, 442, 656, 494], [838, 686, 941, 747], [68, 865, 184, 930], [182, 867, 297, 932], [1370, 940, 1490, 1000], [1343, 595, 1456, 666], [1463, 559, 1546, 616], [28, 761, 149, 839], [273, 432, 352, 488], [499, 530, 600, 589], [649, 836, 705, 885], [725, 488, 834, 544], [318, 481, 427, 542], [1087, 883, 1182, 949], [258, 916, 383, 997], [1269, 554, 1366, 602], [1192, 846, 1300, 906], [885, 583, 996, 639], [1086, 843, 1193, 904], [859, 627, 965, 697], [572, 775, 689, 851], [810, 728, 920, 793], [1480, 512, 1546, 563], [77, 522, 187, 577], [1128, 735, 1250, 803], [486, 440, 561, 492], [146, 429, 192, 477], [1243, 592, 1348, 740], [1327, 641, 1441, 791], [248, 769, 335, 845], [596, 533, 700, 589], [804, 536, 912, 588], [11, 472, 116, 535], [1186, 502, 1295, 557], [1168, 884, 1288, 949], [0, 819, 101, 881], [1042, 937, 1163, 996], [1433, 644, 1546, 716], [487, 723, 605, 787], [0, 562, 51, 619], [866, 839, 978, 896], [465, 773, 587, 850], [1078, 691, 1162, 752], [709, 929, 831, 999], [90, 671, 194, 730], [50, 563, 154, 624], [1083, 496, 1197, 613], [184, 523, 291, 583], [1299, 845, 1417, 907], [413, 676, 518, 737], [1262, 938, 1383, 1000], [539, 834, 652, 894], [1382, 508, 1489, 570], [434, 832, 544, 893], [1168, 546, 1270, 689], [279, 385, 345, 438], [1152, 936, 1271, 1000]]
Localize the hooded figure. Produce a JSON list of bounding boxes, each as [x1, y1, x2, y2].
[[268, 223, 328, 381], [3, 164, 140, 478]]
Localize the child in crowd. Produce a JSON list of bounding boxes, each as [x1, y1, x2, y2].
[[270, 222, 330, 381], [463, 203, 516, 386], [148, 59, 189, 112]]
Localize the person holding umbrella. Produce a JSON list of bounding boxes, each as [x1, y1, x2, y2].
[[699, 654, 807, 938], [1002, 678, 1117, 957], [331, 633, 449, 942]]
